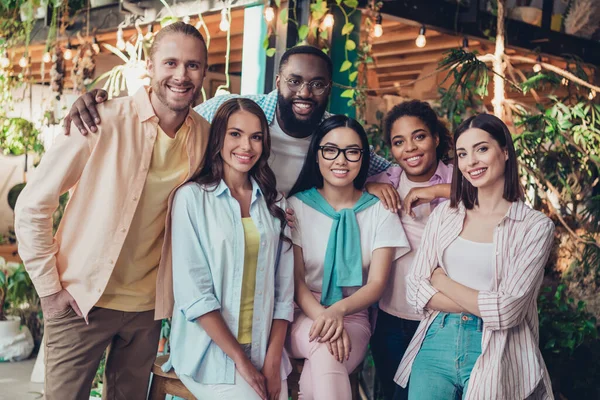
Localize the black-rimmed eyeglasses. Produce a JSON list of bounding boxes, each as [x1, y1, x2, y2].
[[319, 146, 364, 162], [283, 77, 331, 96]]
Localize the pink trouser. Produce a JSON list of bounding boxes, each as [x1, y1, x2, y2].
[[286, 306, 371, 400]]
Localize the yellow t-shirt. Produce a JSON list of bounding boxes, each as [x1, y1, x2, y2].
[[237, 218, 260, 344], [96, 124, 190, 311]]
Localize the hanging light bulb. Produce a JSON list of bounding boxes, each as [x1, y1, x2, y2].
[[323, 13, 334, 29], [589, 89, 597, 100], [264, 1, 275, 22], [195, 20, 203, 30], [219, 8, 230, 31], [561, 77, 569, 86], [0, 51, 10, 69], [42, 51, 52, 63], [373, 13, 383, 38], [18, 55, 28, 68], [533, 55, 542, 73], [183, 15, 191, 24], [92, 37, 100, 54], [116, 26, 126, 50], [462, 36, 469, 51], [415, 25, 426, 48], [64, 40, 73, 61]]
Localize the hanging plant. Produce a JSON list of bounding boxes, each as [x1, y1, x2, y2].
[[0, 117, 43, 156], [50, 45, 65, 98], [71, 37, 96, 93]]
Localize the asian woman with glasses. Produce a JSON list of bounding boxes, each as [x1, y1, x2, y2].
[[285, 115, 411, 400]]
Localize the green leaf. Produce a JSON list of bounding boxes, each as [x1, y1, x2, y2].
[[274, 0, 281, 7], [343, 0, 359, 8], [279, 7, 288, 23], [341, 89, 355, 98], [262, 37, 270, 50], [320, 29, 329, 39], [336, 0, 342, 4], [340, 60, 352, 72], [266, 48, 277, 57], [342, 22, 355, 36], [298, 25, 309, 40], [349, 71, 358, 82], [345, 39, 356, 51]]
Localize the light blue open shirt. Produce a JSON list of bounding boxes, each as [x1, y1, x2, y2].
[[163, 179, 294, 384]]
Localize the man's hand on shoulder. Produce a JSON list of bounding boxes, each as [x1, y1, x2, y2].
[[63, 89, 108, 136]]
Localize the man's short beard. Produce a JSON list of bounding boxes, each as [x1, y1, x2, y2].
[[152, 81, 199, 112], [277, 92, 327, 136]]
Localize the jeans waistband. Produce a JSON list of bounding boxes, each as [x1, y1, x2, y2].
[[434, 312, 483, 331]]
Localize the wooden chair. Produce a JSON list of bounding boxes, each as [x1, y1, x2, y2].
[[148, 354, 195, 400], [287, 358, 361, 400]]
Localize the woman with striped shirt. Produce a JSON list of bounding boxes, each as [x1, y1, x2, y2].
[[396, 114, 555, 399]]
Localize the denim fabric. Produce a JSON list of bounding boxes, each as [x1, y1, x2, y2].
[[408, 313, 483, 400], [371, 310, 420, 400]]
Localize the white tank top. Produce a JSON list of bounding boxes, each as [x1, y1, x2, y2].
[[442, 236, 494, 291]]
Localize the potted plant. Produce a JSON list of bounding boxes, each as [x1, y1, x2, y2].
[[0, 257, 21, 333]]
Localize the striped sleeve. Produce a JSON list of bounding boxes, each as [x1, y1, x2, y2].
[[406, 203, 446, 315], [478, 216, 554, 331], [368, 148, 392, 177]]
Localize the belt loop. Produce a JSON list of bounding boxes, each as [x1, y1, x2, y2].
[[440, 312, 448, 328], [478, 317, 483, 332]]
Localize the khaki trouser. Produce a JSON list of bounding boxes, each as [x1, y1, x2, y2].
[[44, 307, 161, 400]]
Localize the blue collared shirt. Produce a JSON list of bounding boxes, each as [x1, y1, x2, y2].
[[163, 179, 294, 384], [194, 90, 392, 178]]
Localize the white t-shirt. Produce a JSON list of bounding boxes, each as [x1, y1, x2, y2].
[[268, 116, 312, 195], [442, 236, 494, 291], [288, 197, 411, 298]]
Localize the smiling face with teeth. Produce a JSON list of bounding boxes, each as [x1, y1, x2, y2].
[[455, 127, 508, 191], [220, 110, 264, 178], [147, 32, 207, 114], [389, 116, 440, 182], [317, 127, 363, 189]]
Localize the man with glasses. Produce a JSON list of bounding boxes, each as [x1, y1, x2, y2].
[[63, 45, 391, 194]]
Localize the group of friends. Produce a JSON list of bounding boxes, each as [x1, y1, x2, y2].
[[14, 22, 555, 400]]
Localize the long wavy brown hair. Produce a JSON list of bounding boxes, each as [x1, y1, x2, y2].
[[195, 98, 290, 244]]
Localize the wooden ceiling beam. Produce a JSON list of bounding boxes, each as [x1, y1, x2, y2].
[[372, 26, 442, 45], [379, 74, 420, 83], [373, 35, 481, 58]]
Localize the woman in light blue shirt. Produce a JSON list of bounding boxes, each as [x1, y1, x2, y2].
[[165, 98, 294, 400]]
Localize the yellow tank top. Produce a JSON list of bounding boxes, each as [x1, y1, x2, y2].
[[238, 217, 260, 344]]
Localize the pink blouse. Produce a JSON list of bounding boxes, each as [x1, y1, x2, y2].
[[395, 200, 555, 400]]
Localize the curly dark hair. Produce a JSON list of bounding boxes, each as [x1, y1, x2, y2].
[[383, 100, 453, 163]]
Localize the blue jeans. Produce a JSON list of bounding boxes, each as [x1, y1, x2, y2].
[[370, 310, 420, 400], [408, 313, 483, 400]]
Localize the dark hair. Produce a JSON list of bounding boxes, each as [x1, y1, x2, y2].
[[195, 98, 289, 244], [279, 45, 333, 79], [289, 115, 371, 197], [150, 22, 207, 61], [450, 113, 524, 209], [384, 100, 453, 163]]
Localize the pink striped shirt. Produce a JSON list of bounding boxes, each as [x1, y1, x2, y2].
[[395, 200, 555, 400]]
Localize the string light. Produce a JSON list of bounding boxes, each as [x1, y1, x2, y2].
[[42, 51, 52, 63], [183, 15, 190, 24], [462, 36, 469, 51], [323, 13, 334, 29], [116, 26, 126, 50], [589, 90, 597, 100], [64, 40, 73, 61], [533, 55, 542, 73], [18, 55, 28, 68], [92, 37, 100, 54], [561, 77, 568, 86], [219, 8, 230, 31], [373, 13, 383, 38], [0, 50, 9, 69], [415, 25, 426, 48], [264, 1, 275, 23]]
